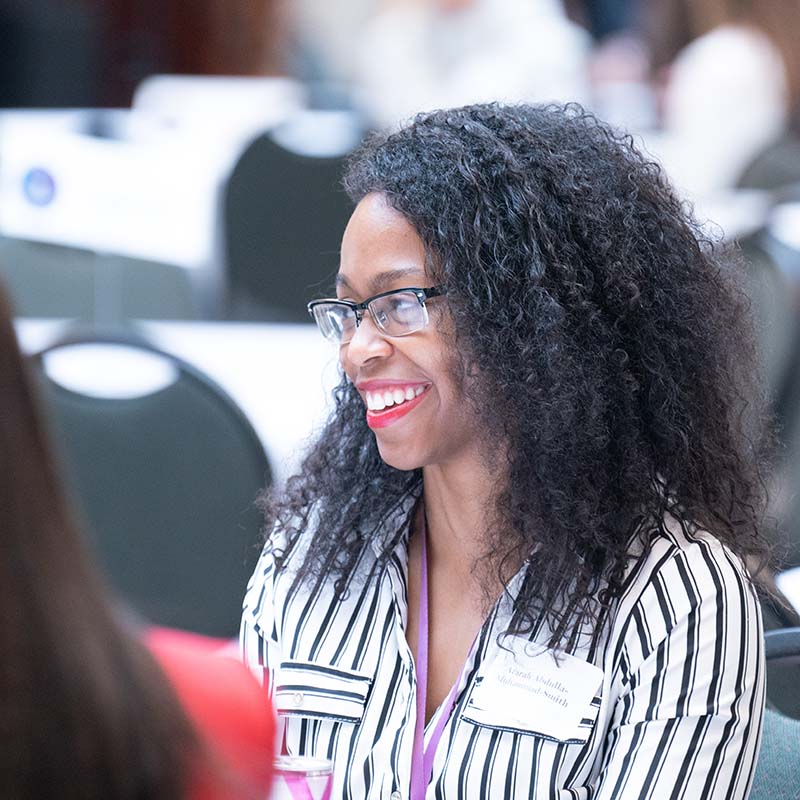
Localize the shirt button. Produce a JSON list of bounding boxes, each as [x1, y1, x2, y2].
[[292, 692, 304, 707], [390, 792, 402, 800]]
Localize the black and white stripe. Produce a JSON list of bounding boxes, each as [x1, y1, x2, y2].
[[241, 496, 764, 799]]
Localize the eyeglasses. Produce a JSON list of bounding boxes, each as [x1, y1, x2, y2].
[[307, 286, 445, 344]]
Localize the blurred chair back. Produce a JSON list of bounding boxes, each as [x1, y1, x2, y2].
[[738, 225, 800, 411], [750, 628, 800, 799], [30, 332, 271, 637], [763, 626, 800, 721], [0, 237, 199, 322], [738, 134, 800, 195], [751, 207, 800, 576], [222, 111, 361, 322]]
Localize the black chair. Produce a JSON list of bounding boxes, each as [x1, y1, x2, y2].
[[222, 111, 362, 322], [763, 626, 800, 721], [751, 628, 800, 799], [739, 225, 800, 572], [30, 331, 271, 637], [738, 226, 800, 416]]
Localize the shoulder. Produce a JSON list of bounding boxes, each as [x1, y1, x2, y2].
[[626, 514, 755, 595], [241, 521, 377, 641], [242, 491, 417, 647], [244, 492, 416, 613], [147, 628, 275, 798], [240, 526, 296, 638], [612, 515, 761, 659], [148, 628, 274, 747]]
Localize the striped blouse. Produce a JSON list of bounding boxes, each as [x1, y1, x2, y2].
[[240, 493, 764, 799]]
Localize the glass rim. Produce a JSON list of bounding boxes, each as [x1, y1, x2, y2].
[[306, 285, 444, 314], [273, 755, 333, 776]]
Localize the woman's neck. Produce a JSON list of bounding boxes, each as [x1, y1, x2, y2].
[[419, 456, 497, 584]]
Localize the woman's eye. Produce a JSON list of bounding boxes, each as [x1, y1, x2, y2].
[[388, 297, 418, 319]]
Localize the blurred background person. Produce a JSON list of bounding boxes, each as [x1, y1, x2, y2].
[[642, 0, 800, 198], [563, 0, 655, 131], [0, 278, 275, 799], [0, 0, 100, 107], [566, 0, 637, 42], [0, 0, 292, 108], [352, 0, 591, 129], [288, 0, 374, 92]]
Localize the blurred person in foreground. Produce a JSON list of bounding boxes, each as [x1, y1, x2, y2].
[[242, 102, 769, 797], [354, 0, 591, 129], [0, 281, 275, 799]]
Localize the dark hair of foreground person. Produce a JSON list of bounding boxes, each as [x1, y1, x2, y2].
[[0, 283, 198, 799]]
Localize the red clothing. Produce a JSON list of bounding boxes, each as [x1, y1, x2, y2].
[[148, 628, 275, 800]]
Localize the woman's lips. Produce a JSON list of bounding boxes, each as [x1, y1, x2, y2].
[[365, 386, 429, 429]]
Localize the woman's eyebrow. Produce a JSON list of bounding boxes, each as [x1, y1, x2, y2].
[[335, 267, 426, 296]]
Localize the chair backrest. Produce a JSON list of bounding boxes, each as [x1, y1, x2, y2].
[[764, 626, 800, 720], [750, 627, 800, 799], [30, 332, 272, 637], [0, 237, 199, 322], [222, 112, 361, 322], [738, 134, 800, 195], [738, 226, 800, 414], [741, 222, 800, 577]]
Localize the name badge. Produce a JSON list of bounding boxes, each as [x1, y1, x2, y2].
[[465, 636, 603, 742]]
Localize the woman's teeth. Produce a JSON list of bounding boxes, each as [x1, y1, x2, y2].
[[365, 386, 425, 411]]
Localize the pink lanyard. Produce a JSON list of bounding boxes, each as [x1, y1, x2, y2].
[[409, 516, 470, 800]]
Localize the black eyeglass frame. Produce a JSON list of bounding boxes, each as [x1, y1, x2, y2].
[[307, 286, 446, 341]]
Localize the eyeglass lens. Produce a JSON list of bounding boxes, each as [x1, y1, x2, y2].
[[314, 290, 428, 343]]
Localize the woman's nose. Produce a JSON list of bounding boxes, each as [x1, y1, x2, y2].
[[341, 314, 392, 367]]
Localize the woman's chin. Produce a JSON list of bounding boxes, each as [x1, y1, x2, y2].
[[376, 442, 423, 473]]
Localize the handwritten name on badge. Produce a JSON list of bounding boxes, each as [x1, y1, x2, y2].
[[467, 637, 603, 741]]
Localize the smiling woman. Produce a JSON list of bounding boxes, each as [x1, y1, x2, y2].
[[241, 103, 772, 799]]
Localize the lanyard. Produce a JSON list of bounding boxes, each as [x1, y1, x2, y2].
[[409, 515, 470, 800]]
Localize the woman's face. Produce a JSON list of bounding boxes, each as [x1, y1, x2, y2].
[[338, 193, 481, 472]]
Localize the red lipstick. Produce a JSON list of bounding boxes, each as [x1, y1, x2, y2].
[[364, 386, 430, 429]]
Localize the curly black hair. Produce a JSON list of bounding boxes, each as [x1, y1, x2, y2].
[[260, 102, 773, 652]]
